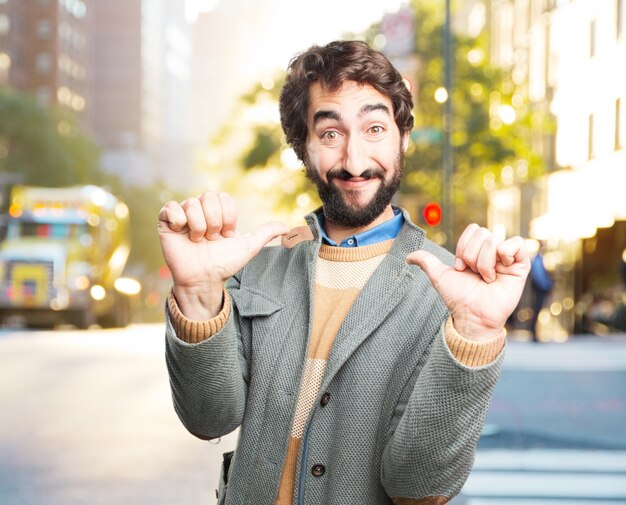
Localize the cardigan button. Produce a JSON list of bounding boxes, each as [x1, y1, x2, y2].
[[320, 392, 331, 407], [311, 464, 326, 477]]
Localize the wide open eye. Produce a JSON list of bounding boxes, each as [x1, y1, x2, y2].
[[321, 130, 341, 142]]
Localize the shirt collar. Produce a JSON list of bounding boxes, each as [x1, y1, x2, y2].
[[316, 208, 404, 247]]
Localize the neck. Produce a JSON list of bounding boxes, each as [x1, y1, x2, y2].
[[322, 205, 395, 244]]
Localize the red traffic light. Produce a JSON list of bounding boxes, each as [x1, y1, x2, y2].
[[423, 202, 442, 227]]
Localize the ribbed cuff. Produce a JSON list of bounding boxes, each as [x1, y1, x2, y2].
[[167, 289, 231, 344], [444, 317, 505, 367]]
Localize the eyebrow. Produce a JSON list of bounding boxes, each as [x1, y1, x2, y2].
[[361, 103, 391, 116], [312, 103, 392, 126], [312, 110, 341, 124]]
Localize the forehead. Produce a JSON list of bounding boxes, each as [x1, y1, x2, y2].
[[307, 81, 394, 121]]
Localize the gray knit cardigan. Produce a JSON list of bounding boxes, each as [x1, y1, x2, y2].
[[165, 209, 504, 505]]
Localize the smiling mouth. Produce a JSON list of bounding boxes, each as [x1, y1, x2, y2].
[[331, 178, 382, 204], [334, 177, 378, 189]]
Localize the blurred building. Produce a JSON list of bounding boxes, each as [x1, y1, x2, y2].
[[488, 0, 626, 338], [0, 0, 194, 190], [92, 0, 193, 190], [190, 5, 250, 147], [0, 0, 91, 123]]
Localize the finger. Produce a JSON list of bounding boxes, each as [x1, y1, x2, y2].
[[246, 221, 290, 254], [454, 223, 480, 271], [475, 234, 500, 283], [181, 197, 207, 242], [158, 200, 187, 233], [497, 236, 530, 269], [219, 192, 237, 237], [459, 226, 491, 275], [406, 250, 449, 287], [198, 192, 223, 239]]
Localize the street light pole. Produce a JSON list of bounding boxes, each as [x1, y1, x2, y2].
[[443, 0, 454, 248]]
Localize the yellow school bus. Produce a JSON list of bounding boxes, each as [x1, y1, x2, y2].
[[0, 185, 140, 328]]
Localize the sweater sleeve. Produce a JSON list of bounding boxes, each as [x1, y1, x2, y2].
[[382, 320, 504, 503], [164, 284, 248, 440], [167, 289, 231, 343], [444, 317, 505, 367]]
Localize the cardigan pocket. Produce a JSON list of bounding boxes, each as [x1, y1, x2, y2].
[[230, 286, 285, 358], [216, 450, 234, 505], [230, 286, 283, 318]]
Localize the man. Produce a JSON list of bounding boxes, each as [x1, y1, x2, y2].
[[529, 245, 553, 341], [158, 40, 530, 505]]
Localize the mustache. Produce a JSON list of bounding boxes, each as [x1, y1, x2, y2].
[[327, 168, 385, 181]]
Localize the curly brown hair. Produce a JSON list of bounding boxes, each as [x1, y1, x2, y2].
[[279, 40, 414, 163]]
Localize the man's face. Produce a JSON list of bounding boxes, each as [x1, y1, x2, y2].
[[304, 81, 408, 228]]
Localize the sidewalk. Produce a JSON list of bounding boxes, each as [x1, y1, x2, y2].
[[502, 331, 626, 371], [507, 329, 626, 344]]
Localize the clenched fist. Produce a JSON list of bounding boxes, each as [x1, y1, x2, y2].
[[158, 191, 289, 320], [407, 224, 530, 341]]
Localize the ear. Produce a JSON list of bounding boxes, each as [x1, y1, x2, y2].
[[401, 132, 410, 152]]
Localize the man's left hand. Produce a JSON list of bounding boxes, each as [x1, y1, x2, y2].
[[406, 224, 531, 341]]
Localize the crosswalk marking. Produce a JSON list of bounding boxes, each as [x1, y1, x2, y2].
[[472, 449, 626, 472], [454, 450, 626, 504], [463, 471, 626, 499], [466, 500, 621, 505]]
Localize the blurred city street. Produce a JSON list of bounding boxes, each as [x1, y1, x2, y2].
[[1, 325, 625, 505], [1, 0, 626, 503], [0, 325, 238, 505]]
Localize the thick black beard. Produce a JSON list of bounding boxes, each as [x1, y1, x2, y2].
[[305, 152, 403, 228]]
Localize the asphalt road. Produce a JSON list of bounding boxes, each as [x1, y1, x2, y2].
[[0, 324, 237, 505], [1, 325, 625, 505], [453, 337, 626, 504]]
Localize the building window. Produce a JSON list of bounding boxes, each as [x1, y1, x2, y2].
[[617, 99, 623, 150], [0, 14, 10, 36], [544, 22, 551, 94], [544, 0, 557, 12], [35, 52, 53, 74], [61, 0, 87, 19], [37, 86, 52, 106], [0, 52, 10, 84], [588, 113, 595, 159], [590, 19, 596, 58], [36, 19, 52, 40]]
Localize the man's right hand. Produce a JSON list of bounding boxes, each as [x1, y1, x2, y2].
[[158, 192, 289, 321]]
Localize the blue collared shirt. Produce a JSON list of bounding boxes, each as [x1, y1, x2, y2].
[[317, 208, 405, 247]]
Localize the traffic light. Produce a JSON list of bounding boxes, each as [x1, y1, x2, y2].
[[423, 202, 442, 227]]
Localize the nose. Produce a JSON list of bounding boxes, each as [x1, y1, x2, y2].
[[344, 135, 368, 177]]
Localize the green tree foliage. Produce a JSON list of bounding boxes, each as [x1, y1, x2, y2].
[[241, 125, 282, 169], [201, 73, 321, 225], [0, 86, 100, 187], [0, 86, 173, 283], [206, 2, 550, 235], [400, 0, 550, 234], [101, 177, 175, 271]]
